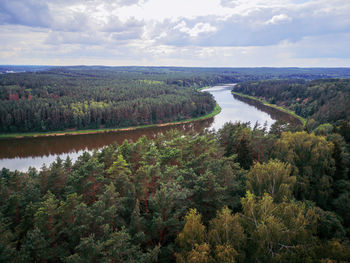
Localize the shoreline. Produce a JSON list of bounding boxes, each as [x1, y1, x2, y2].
[[0, 104, 221, 139], [231, 91, 306, 126]]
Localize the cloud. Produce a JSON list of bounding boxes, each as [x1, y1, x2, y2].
[[173, 21, 217, 37], [266, 14, 292, 25], [220, 0, 240, 8], [46, 32, 106, 46], [1, 24, 350, 67], [0, 0, 50, 28], [150, 0, 350, 47], [102, 16, 144, 33], [287, 33, 350, 59], [0, 0, 350, 67], [0, 0, 147, 30], [220, 0, 293, 9]]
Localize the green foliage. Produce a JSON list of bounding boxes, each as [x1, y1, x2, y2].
[[175, 192, 347, 262], [0, 213, 16, 262], [234, 79, 350, 124], [314, 207, 346, 240], [176, 207, 244, 263], [273, 131, 335, 208], [175, 208, 206, 261], [0, 130, 245, 262], [246, 159, 296, 202], [0, 122, 349, 262], [314, 123, 334, 135], [218, 121, 277, 169], [0, 68, 216, 133], [241, 192, 318, 262], [208, 207, 246, 262], [217, 122, 253, 169]]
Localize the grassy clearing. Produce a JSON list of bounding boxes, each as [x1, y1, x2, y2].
[[231, 91, 306, 126], [197, 86, 211, 91], [0, 104, 221, 139]]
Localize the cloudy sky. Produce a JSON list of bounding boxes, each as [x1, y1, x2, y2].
[[0, 0, 350, 67]]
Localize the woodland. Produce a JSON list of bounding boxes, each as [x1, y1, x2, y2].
[[0, 67, 218, 133], [0, 67, 350, 262], [234, 79, 350, 126]]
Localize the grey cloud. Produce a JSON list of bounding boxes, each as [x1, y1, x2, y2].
[[0, 0, 147, 30], [220, 0, 240, 8], [290, 33, 350, 59], [151, 2, 350, 47], [88, 0, 148, 6], [51, 11, 92, 32], [46, 0, 146, 7], [45, 15, 145, 46], [45, 31, 107, 45], [110, 29, 143, 41], [1, 23, 350, 67], [115, 0, 145, 5], [0, 0, 93, 31], [0, 0, 50, 27], [102, 16, 144, 33]]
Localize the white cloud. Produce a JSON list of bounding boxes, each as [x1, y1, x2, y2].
[[266, 14, 292, 24], [116, 0, 231, 21], [174, 21, 217, 37]]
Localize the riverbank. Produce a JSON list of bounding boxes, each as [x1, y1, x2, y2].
[[231, 91, 306, 126], [197, 86, 211, 91], [0, 104, 221, 139]]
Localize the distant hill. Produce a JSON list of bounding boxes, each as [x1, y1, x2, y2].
[[2, 65, 350, 80], [0, 65, 52, 74]]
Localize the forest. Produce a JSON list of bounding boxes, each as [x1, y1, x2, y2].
[[1, 67, 350, 262], [1, 119, 350, 262], [234, 79, 350, 125], [0, 68, 218, 133]]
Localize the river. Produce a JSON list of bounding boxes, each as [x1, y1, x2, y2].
[[0, 84, 296, 171]]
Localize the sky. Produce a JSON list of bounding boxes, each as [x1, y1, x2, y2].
[[0, 0, 350, 67]]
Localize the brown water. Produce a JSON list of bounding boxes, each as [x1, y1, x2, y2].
[[0, 85, 299, 171]]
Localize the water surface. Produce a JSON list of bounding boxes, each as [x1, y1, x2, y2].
[[202, 85, 274, 130]]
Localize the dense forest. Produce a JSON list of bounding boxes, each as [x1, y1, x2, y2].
[[1, 120, 350, 262], [0, 68, 219, 133], [234, 79, 350, 127]]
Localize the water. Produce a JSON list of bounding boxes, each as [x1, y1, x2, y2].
[[202, 85, 274, 130], [0, 84, 299, 171]]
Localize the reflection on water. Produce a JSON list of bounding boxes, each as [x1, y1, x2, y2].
[[0, 84, 300, 171], [0, 119, 214, 171], [0, 120, 213, 159], [232, 94, 302, 127], [204, 85, 275, 130]]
